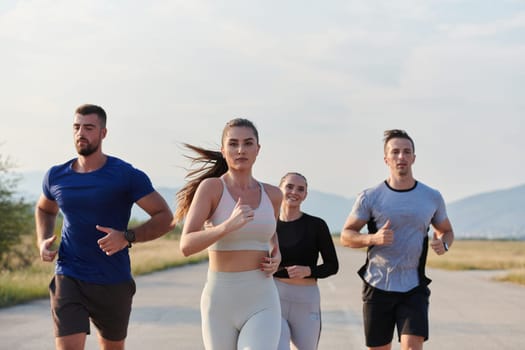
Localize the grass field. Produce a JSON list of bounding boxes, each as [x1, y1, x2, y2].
[[0, 238, 523, 308], [426, 240, 525, 284], [129, 237, 208, 275]]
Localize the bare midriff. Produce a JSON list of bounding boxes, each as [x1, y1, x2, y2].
[[208, 250, 269, 272], [275, 277, 317, 286]]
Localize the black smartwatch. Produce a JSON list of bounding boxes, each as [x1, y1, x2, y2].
[[442, 239, 449, 252], [124, 229, 136, 248]]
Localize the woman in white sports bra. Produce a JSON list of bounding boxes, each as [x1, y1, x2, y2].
[[174, 118, 283, 350]]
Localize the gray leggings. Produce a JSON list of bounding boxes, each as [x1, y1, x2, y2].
[[201, 269, 281, 350], [275, 279, 321, 350]]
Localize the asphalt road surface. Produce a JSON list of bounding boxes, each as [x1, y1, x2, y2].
[[1, 246, 524, 349]]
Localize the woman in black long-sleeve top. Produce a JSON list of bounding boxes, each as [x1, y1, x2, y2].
[[274, 172, 339, 350]]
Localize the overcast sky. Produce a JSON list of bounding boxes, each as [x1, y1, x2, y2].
[[1, 0, 524, 203]]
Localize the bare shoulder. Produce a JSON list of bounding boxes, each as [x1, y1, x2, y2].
[[184, 177, 224, 225], [199, 177, 223, 189], [262, 183, 283, 203], [195, 177, 224, 199]]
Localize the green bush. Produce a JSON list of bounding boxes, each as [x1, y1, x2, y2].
[[0, 153, 34, 270]]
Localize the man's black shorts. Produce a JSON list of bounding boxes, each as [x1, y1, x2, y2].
[[362, 283, 430, 347], [49, 274, 136, 341]]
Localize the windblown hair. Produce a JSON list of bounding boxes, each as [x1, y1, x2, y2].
[[279, 172, 308, 188], [383, 129, 415, 153], [174, 118, 259, 223], [76, 104, 107, 128], [174, 144, 227, 223]]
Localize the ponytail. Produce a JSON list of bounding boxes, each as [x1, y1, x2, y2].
[[174, 144, 228, 223]]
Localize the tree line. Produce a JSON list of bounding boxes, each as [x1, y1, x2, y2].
[[0, 152, 36, 270]]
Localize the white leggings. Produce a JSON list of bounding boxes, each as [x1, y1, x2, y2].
[[201, 269, 281, 350], [275, 279, 321, 350]]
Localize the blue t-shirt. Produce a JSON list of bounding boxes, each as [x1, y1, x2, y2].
[[43, 156, 154, 284]]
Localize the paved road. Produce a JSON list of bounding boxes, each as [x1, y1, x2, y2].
[[1, 247, 524, 349]]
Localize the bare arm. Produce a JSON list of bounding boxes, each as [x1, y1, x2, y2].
[[430, 218, 454, 255], [132, 191, 174, 242], [96, 191, 173, 255], [340, 214, 368, 248], [262, 183, 283, 275], [340, 213, 395, 248], [35, 194, 59, 262]]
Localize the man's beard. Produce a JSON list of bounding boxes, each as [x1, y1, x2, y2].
[[76, 142, 99, 156]]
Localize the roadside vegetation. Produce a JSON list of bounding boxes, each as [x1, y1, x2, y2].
[[426, 239, 525, 285], [0, 154, 34, 270]]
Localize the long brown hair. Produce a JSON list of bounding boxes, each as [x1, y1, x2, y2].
[[174, 118, 259, 223]]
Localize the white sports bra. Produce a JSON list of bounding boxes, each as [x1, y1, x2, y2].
[[206, 178, 276, 251]]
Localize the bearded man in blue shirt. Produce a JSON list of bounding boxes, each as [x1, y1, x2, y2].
[[35, 104, 173, 350]]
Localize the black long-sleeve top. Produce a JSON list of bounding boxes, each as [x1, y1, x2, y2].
[[274, 213, 339, 279]]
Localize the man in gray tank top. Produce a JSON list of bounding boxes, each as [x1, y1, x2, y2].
[[340, 129, 455, 350]]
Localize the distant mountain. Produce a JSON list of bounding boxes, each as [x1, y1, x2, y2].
[[447, 184, 525, 240], [13, 171, 525, 239]]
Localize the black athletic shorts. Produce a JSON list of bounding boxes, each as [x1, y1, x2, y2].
[[362, 282, 430, 347], [49, 274, 136, 341]]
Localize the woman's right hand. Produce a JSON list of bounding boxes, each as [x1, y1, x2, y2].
[[224, 197, 254, 232]]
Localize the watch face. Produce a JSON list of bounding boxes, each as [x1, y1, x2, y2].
[[126, 230, 136, 242]]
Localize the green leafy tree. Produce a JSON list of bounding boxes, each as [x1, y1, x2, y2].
[[0, 153, 34, 269]]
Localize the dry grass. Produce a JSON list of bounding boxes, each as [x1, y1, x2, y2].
[[129, 237, 208, 275], [426, 240, 525, 270], [426, 240, 525, 285], [0, 263, 55, 307]]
